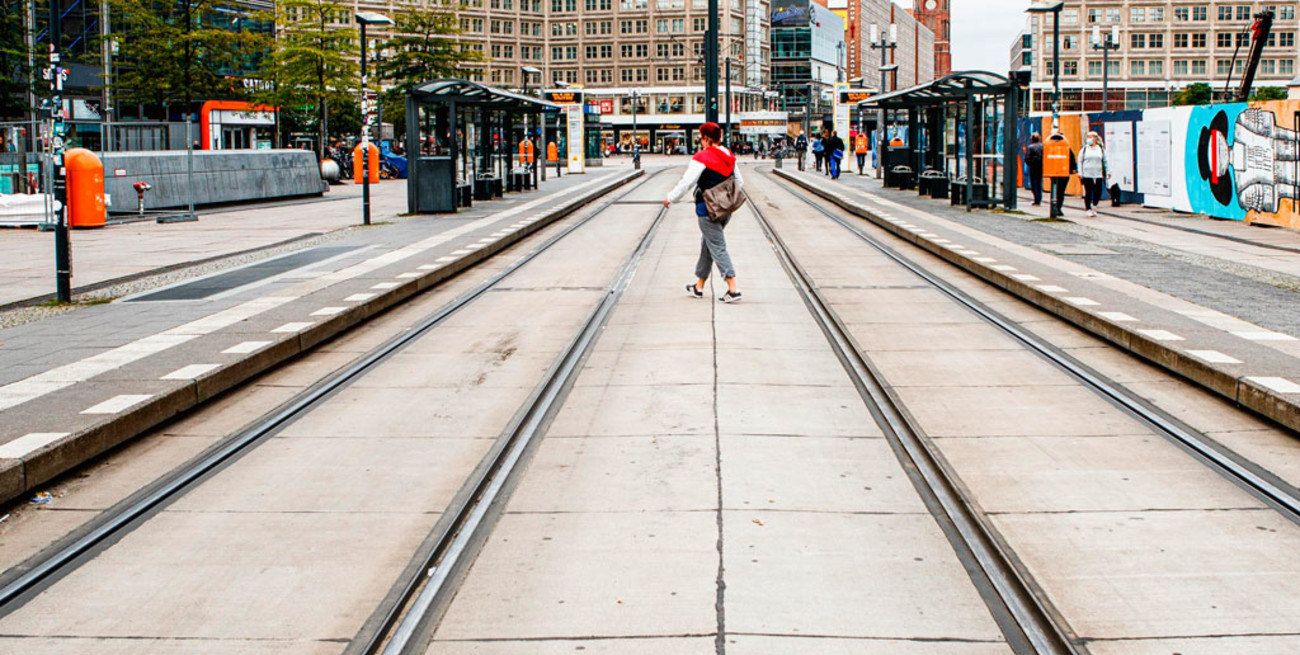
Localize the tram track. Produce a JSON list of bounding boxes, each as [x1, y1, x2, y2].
[[0, 170, 668, 636], [760, 172, 1300, 524], [744, 190, 1079, 655]]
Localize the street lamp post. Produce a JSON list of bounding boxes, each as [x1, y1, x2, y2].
[[522, 65, 542, 187], [1092, 25, 1120, 111], [629, 89, 641, 167], [356, 12, 394, 227], [869, 23, 897, 179], [705, 0, 719, 122], [1027, 1, 1065, 132], [724, 57, 732, 145]]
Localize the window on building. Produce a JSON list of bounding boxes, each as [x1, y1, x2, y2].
[[693, 17, 706, 31], [1217, 32, 1233, 48], [1063, 35, 1077, 49], [1088, 60, 1101, 76], [1193, 59, 1207, 74], [1282, 59, 1295, 74], [636, 43, 648, 57], [1106, 8, 1120, 22], [620, 0, 646, 7], [1193, 33, 1207, 48], [1022, 34, 1033, 48], [1131, 33, 1147, 48], [566, 45, 577, 59], [1281, 32, 1296, 47], [1062, 9, 1078, 24], [1131, 60, 1146, 75], [1174, 60, 1189, 75], [1262, 59, 1277, 74], [1237, 5, 1253, 20], [1022, 51, 1033, 66], [1219, 6, 1233, 21], [1194, 7, 1208, 21], [1131, 7, 1145, 22], [1149, 33, 1163, 48], [1151, 7, 1165, 21], [1063, 61, 1078, 76], [1174, 33, 1189, 48], [1282, 7, 1297, 20], [1175, 7, 1189, 21], [1148, 60, 1163, 75], [1088, 8, 1100, 23]]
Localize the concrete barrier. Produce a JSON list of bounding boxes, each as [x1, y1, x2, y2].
[[102, 150, 326, 212]]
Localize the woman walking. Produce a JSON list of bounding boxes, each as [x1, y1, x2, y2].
[[811, 134, 825, 172], [664, 122, 743, 303], [1079, 131, 1108, 217]]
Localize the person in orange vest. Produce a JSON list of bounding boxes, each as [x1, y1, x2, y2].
[[854, 132, 869, 175], [1043, 132, 1077, 218]]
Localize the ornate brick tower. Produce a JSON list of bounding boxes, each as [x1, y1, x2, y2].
[[910, 0, 951, 78]]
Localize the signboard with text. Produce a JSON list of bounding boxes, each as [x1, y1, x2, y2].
[[565, 104, 585, 173]]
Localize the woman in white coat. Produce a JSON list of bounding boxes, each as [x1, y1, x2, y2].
[[1078, 131, 1108, 217]]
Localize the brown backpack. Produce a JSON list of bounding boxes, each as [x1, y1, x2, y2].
[[702, 176, 746, 222]]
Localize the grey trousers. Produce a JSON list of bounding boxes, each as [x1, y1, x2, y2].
[[695, 212, 735, 280]]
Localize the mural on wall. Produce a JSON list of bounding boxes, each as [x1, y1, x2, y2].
[[1019, 99, 1300, 230]]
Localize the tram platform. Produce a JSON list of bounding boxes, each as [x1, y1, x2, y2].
[[779, 166, 1300, 435], [0, 164, 1296, 654], [0, 166, 637, 505]]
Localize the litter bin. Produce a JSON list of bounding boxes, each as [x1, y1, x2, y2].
[[918, 169, 947, 197], [950, 176, 989, 206], [66, 148, 106, 228], [889, 165, 915, 190]]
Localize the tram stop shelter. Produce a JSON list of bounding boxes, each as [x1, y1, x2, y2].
[[859, 71, 1023, 212], [405, 79, 558, 213]]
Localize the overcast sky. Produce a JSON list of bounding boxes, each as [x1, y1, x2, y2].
[[891, 0, 1027, 75]]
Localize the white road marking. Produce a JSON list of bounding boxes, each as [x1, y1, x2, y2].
[[344, 293, 376, 302], [1138, 329, 1184, 342], [933, 238, 951, 244], [1012, 274, 1040, 281], [222, 341, 271, 354], [1098, 311, 1138, 322], [1232, 330, 1299, 342], [1064, 297, 1100, 307], [992, 265, 1018, 272], [1246, 376, 1300, 394], [418, 265, 441, 271], [956, 249, 979, 255], [161, 364, 220, 380], [1036, 285, 1068, 293], [1187, 350, 1242, 365], [435, 256, 457, 263], [396, 272, 422, 279], [272, 322, 314, 333], [450, 249, 471, 256], [0, 433, 70, 459], [371, 282, 401, 290], [82, 394, 154, 415], [311, 306, 348, 316], [973, 257, 997, 263]]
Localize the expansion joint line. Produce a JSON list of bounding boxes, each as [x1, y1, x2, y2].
[[710, 268, 727, 655]]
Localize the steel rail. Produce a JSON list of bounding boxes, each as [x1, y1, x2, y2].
[[0, 170, 662, 615], [362, 205, 670, 655], [768, 173, 1300, 523], [745, 194, 1081, 655]]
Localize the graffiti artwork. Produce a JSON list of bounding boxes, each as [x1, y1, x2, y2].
[[1019, 100, 1300, 230]]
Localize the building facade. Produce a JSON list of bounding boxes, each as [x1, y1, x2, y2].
[[841, 0, 935, 92], [770, 0, 847, 127], [1026, 1, 1300, 113], [908, 0, 951, 78]]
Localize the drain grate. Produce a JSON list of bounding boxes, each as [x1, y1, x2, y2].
[[127, 246, 359, 301]]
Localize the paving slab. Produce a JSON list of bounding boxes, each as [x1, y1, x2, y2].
[[726, 636, 1011, 654], [777, 167, 1300, 435]]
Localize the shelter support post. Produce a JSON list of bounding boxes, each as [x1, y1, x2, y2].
[[965, 91, 975, 213], [1003, 85, 1019, 211]]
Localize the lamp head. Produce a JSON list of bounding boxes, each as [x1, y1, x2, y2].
[[1026, 0, 1065, 13]]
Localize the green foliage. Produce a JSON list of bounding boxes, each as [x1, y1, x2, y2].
[[1249, 86, 1288, 102], [1172, 82, 1214, 106], [107, 0, 272, 111], [377, 7, 479, 95], [0, 0, 31, 119], [256, 0, 358, 156]]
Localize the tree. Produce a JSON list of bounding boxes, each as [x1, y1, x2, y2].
[[375, 5, 481, 135], [1249, 86, 1288, 102], [107, 0, 270, 115], [1172, 82, 1214, 106], [0, 0, 31, 120], [258, 0, 357, 158]]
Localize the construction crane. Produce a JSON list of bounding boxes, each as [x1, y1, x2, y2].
[[1226, 9, 1275, 102]]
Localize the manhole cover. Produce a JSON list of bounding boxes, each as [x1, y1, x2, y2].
[[1037, 243, 1119, 256]]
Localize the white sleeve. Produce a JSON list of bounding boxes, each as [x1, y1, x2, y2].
[[666, 160, 705, 204], [733, 162, 744, 190]]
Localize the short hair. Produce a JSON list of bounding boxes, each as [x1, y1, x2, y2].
[[699, 122, 722, 142], [1030, 133, 1041, 143]]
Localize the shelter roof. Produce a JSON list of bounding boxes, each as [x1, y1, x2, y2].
[[408, 79, 558, 110], [859, 71, 1017, 109]]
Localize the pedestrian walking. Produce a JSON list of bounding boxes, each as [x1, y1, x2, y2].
[[811, 134, 824, 171], [854, 131, 869, 174], [825, 130, 846, 179], [664, 122, 744, 303], [794, 132, 808, 170], [1025, 133, 1044, 206], [1079, 131, 1108, 217]]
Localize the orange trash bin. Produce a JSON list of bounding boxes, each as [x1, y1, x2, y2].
[[1043, 133, 1073, 179], [353, 142, 380, 184], [65, 148, 106, 228]]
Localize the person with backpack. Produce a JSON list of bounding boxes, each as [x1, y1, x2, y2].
[[794, 131, 808, 170], [1025, 133, 1044, 206], [811, 134, 825, 172], [1078, 131, 1108, 217], [664, 122, 745, 303], [824, 130, 846, 179]]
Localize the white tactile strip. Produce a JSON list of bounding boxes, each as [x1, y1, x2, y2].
[[0, 432, 70, 459], [1246, 376, 1300, 394], [1064, 297, 1100, 307], [344, 293, 376, 302], [311, 307, 348, 316], [271, 322, 315, 334], [1232, 330, 1299, 342], [222, 341, 271, 355], [161, 364, 220, 380], [82, 394, 154, 415], [1187, 350, 1243, 365], [1098, 312, 1138, 323], [1138, 329, 1185, 342]]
